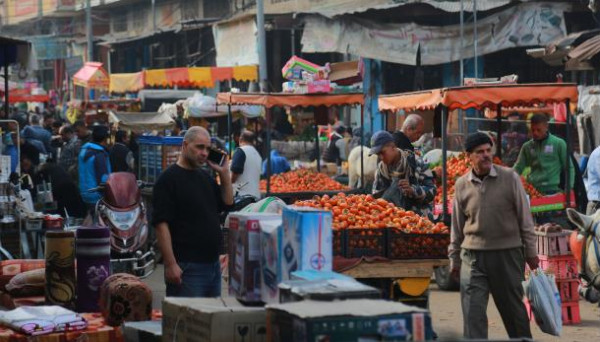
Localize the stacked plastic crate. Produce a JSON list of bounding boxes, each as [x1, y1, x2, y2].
[[529, 230, 581, 325]]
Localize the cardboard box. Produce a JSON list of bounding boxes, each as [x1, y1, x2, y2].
[[229, 213, 282, 303], [329, 60, 362, 85], [162, 297, 267, 342], [123, 321, 161, 342], [266, 299, 433, 342], [260, 220, 283, 304], [282, 207, 333, 275], [278, 277, 380, 303]]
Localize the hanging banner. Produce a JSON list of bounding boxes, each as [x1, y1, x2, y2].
[[301, 2, 569, 66], [213, 17, 259, 67]]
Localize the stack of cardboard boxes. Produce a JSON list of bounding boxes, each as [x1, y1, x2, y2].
[[162, 207, 434, 341]]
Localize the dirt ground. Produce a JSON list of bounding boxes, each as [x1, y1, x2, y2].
[[146, 265, 599, 341], [430, 285, 600, 342]]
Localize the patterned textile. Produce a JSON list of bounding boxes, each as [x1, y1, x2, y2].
[[99, 274, 152, 327], [45, 231, 76, 310], [0, 306, 86, 336], [0, 312, 124, 342], [0, 260, 45, 290], [76, 226, 111, 313]]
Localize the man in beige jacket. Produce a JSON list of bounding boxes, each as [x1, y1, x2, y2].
[[449, 132, 539, 339]]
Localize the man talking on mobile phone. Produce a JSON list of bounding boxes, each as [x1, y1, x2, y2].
[[153, 126, 233, 297]]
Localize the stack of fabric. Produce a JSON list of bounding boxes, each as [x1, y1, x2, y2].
[[0, 306, 87, 336]]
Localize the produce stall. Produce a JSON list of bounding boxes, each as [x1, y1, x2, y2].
[[379, 83, 579, 221], [217, 92, 366, 198], [378, 83, 579, 290]]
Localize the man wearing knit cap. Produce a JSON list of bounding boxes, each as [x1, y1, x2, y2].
[[449, 132, 538, 340]]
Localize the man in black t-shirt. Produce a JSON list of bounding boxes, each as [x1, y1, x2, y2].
[[152, 126, 233, 297]]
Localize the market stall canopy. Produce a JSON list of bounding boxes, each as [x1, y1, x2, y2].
[[378, 83, 578, 113], [109, 66, 258, 93], [73, 62, 109, 90], [186, 93, 262, 118], [216, 92, 364, 109], [108, 111, 175, 133], [0, 88, 49, 104]]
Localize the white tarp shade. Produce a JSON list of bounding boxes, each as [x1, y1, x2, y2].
[[301, 2, 569, 66], [185, 93, 263, 118], [108, 111, 175, 133], [213, 17, 258, 67]]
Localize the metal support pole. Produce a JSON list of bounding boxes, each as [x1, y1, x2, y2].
[[227, 104, 232, 158], [315, 122, 321, 172], [360, 105, 365, 190], [86, 0, 93, 62], [3, 57, 8, 119], [291, 28, 296, 56], [266, 107, 272, 195], [257, 0, 268, 92], [496, 104, 502, 159], [473, 0, 478, 78], [151, 0, 157, 32], [459, 0, 464, 84], [441, 106, 449, 222], [565, 99, 571, 207]]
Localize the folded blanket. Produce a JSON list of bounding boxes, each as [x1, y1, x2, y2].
[[0, 306, 87, 336]]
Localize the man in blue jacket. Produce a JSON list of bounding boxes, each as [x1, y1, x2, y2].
[[262, 149, 291, 176], [79, 125, 112, 217]]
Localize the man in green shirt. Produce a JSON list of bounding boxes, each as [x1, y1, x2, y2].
[[513, 113, 574, 195]]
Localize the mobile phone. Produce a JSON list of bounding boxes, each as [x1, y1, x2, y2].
[[208, 148, 226, 165]]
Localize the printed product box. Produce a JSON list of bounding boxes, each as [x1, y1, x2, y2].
[[162, 297, 266, 342], [228, 212, 282, 303], [278, 277, 380, 303], [266, 299, 433, 342], [260, 220, 283, 304], [281, 207, 333, 277]]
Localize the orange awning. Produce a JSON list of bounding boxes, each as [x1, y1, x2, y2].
[[378, 83, 578, 113], [73, 62, 109, 90], [216, 92, 364, 109]]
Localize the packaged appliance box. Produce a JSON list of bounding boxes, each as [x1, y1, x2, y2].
[[266, 299, 433, 342], [228, 212, 282, 303], [281, 207, 333, 276], [278, 277, 381, 303], [260, 220, 283, 304], [162, 297, 266, 342], [123, 321, 161, 342]]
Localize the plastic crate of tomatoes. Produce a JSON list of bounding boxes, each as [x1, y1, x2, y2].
[[345, 228, 387, 258], [332, 229, 346, 256], [386, 228, 450, 259]]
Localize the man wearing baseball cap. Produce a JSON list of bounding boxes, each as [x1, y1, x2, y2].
[[78, 125, 112, 218], [449, 132, 538, 339], [370, 131, 436, 216]]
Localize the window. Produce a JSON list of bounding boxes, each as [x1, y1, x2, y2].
[[113, 12, 127, 33]]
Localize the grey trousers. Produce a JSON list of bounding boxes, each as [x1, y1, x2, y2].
[[460, 248, 532, 339]]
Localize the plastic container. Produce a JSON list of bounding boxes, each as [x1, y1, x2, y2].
[[332, 229, 345, 257], [345, 228, 386, 258], [138, 136, 164, 183], [386, 229, 450, 259], [535, 231, 572, 256], [538, 254, 578, 280]]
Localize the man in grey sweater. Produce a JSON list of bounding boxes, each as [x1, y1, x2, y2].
[[449, 132, 539, 340]]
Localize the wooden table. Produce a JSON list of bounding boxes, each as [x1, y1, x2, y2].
[[340, 259, 449, 279]]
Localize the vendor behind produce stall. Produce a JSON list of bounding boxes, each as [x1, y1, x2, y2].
[[370, 131, 436, 218], [513, 113, 574, 195], [262, 149, 291, 176], [393, 114, 424, 152]]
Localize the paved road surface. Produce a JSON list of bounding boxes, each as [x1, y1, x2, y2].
[[144, 264, 599, 341]]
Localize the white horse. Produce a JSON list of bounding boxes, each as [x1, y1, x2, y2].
[[566, 208, 600, 302], [347, 146, 378, 189]]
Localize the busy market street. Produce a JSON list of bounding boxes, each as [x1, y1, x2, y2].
[[2, 1, 600, 342]]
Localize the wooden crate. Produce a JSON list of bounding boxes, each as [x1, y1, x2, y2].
[[535, 231, 572, 256]]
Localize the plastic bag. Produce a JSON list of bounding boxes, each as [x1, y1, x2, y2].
[[524, 270, 562, 336]]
